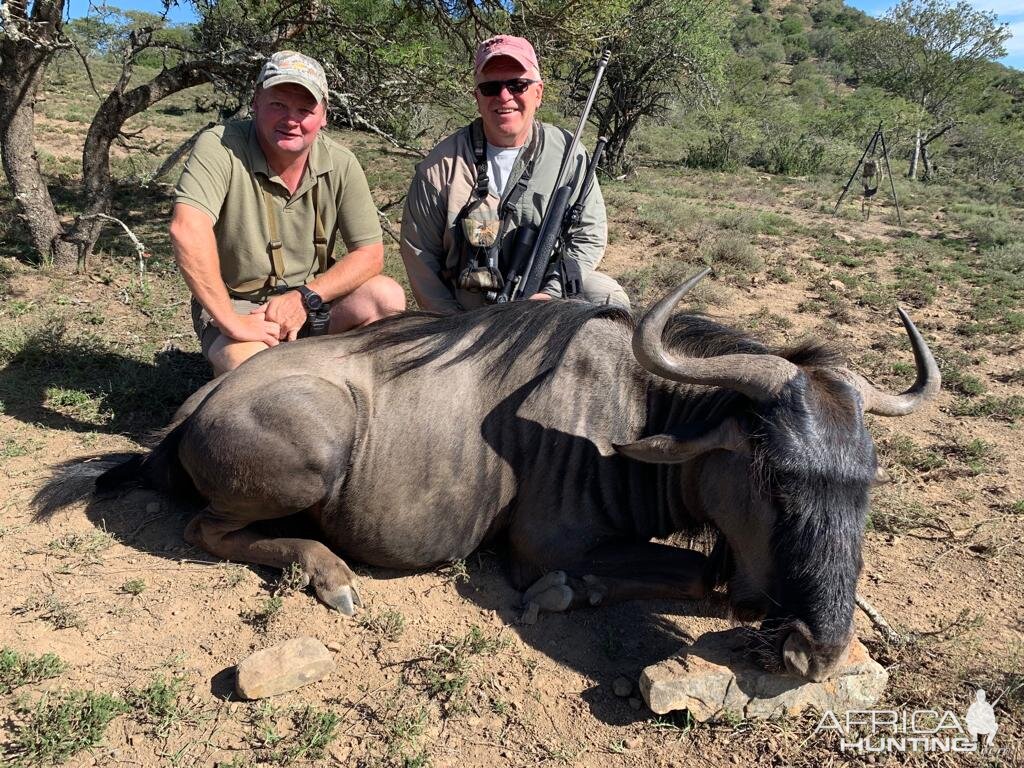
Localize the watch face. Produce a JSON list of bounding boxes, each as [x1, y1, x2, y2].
[[301, 288, 323, 311]]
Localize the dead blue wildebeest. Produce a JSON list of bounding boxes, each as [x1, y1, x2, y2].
[[76, 273, 939, 681]]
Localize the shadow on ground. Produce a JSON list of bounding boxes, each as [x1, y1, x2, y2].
[[0, 323, 208, 439], [57, 478, 729, 726]]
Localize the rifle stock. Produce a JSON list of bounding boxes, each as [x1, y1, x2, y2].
[[516, 185, 573, 299]]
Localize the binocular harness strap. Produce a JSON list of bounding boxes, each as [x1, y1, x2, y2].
[[229, 181, 330, 300]]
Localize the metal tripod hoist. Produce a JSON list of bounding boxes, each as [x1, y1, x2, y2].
[[834, 122, 902, 226]]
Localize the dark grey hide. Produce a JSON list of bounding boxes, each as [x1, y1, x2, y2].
[[95, 279, 939, 681]]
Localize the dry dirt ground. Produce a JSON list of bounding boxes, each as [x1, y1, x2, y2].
[[1, 132, 1022, 767]]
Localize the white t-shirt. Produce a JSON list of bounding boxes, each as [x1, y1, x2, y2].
[[486, 143, 523, 198]]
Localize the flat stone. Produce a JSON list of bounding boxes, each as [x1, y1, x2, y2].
[[639, 628, 887, 721], [833, 231, 857, 244], [235, 636, 334, 700]]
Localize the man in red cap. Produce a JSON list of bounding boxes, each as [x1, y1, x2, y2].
[[400, 35, 628, 313]]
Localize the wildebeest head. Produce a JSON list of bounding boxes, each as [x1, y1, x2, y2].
[[617, 271, 940, 681]]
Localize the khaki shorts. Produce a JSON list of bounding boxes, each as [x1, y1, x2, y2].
[[191, 297, 263, 359]]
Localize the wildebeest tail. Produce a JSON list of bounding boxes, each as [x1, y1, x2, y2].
[[97, 420, 200, 502], [33, 422, 199, 520], [32, 452, 145, 520], [93, 454, 146, 493]]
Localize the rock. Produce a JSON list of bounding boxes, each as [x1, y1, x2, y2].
[[628, 697, 642, 711], [828, 279, 847, 293], [235, 636, 334, 700], [833, 231, 856, 244], [522, 571, 566, 605], [612, 676, 633, 698], [533, 585, 573, 613], [325, 641, 343, 652], [639, 628, 887, 721]]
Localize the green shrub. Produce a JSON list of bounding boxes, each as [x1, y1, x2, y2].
[[5, 690, 128, 766]]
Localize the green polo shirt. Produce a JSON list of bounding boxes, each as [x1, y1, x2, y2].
[[174, 119, 382, 294]]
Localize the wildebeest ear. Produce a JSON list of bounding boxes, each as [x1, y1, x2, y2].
[[614, 418, 749, 464]]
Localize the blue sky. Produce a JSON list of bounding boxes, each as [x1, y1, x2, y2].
[[846, 0, 1023, 70], [66, 0, 1022, 71]]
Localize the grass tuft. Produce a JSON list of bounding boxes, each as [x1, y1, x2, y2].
[[242, 597, 284, 632], [949, 395, 1024, 421], [120, 578, 146, 596], [358, 606, 406, 642], [0, 648, 67, 695], [421, 625, 509, 713], [4, 690, 128, 766]]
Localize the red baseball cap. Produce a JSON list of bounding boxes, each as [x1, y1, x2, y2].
[[474, 35, 541, 81]]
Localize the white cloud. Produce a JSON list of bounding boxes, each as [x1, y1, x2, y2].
[[1005, 20, 1024, 56], [972, 1, 1024, 17]]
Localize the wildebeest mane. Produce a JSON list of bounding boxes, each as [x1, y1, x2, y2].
[[359, 300, 844, 382], [665, 315, 843, 368], [359, 300, 631, 380]]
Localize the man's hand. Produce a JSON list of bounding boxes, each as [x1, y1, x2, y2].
[[259, 290, 307, 341], [221, 310, 282, 347]]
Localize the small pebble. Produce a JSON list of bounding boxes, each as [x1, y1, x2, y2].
[[325, 641, 343, 652], [628, 697, 642, 711], [612, 676, 633, 697], [624, 737, 642, 750]]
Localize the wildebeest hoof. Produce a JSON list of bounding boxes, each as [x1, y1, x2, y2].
[[520, 601, 540, 625], [317, 583, 362, 616], [522, 571, 567, 606], [583, 574, 608, 605]]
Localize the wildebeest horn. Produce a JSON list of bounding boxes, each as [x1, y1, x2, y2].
[[838, 308, 941, 416], [632, 270, 800, 402]]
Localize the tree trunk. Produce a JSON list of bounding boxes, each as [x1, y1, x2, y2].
[[0, 0, 77, 267], [67, 60, 235, 267], [908, 127, 921, 181]]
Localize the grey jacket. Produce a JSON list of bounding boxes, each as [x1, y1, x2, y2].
[[400, 120, 607, 313]]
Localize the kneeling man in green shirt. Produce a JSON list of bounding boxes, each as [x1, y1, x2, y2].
[[171, 50, 406, 376]]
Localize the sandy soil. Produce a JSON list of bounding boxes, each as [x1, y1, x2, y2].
[[1, 168, 1021, 767]]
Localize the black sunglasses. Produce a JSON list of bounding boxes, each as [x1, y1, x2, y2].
[[476, 78, 538, 97]]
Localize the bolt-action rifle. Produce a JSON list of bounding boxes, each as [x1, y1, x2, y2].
[[496, 50, 611, 303]]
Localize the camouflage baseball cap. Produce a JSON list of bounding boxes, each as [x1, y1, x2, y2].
[[257, 50, 329, 103]]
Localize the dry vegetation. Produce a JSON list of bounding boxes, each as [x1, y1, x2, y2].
[[0, 58, 1022, 768]]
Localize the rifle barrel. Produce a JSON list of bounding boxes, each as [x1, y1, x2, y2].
[[510, 51, 611, 301]]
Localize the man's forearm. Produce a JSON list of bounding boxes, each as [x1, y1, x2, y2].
[[305, 241, 384, 301]]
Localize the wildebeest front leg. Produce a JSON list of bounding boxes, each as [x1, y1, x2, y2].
[[185, 510, 362, 615], [518, 542, 708, 613]]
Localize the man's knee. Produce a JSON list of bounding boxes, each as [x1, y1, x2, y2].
[[367, 275, 407, 318], [330, 275, 406, 332], [208, 336, 269, 377], [582, 271, 631, 310]]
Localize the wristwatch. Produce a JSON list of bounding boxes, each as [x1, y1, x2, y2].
[[297, 285, 324, 312]]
